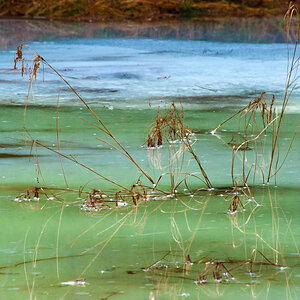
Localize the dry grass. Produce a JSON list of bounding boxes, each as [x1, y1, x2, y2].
[[13, 44, 155, 187], [211, 92, 280, 186], [0, 0, 287, 21], [146, 104, 212, 189], [146, 104, 192, 148], [210, 3, 300, 187], [212, 29, 299, 188], [140, 248, 285, 285]]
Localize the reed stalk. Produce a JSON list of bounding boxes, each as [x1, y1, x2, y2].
[[267, 3, 300, 182], [13, 45, 155, 187]]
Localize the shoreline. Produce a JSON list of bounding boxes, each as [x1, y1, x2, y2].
[[0, 1, 287, 22], [0, 16, 295, 50]]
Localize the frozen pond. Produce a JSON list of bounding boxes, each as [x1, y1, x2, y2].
[[1, 37, 299, 110], [0, 19, 299, 300]]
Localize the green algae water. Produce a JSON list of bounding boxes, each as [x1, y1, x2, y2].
[[0, 20, 300, 300], [0, 105, 299, 299]]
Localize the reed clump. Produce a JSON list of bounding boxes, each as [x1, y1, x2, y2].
[[140, 249, 284, 285], [14, 187, 43, 202], [81, 179, 154, 211], [146, 104, 193, 148], [146, 104, 212, 189], [211, 3, 299, 187]]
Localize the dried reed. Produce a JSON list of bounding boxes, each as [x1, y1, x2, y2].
[[211, 4, 299, 187], [146, 103, 212, 189], [13, 44, 155, 187]]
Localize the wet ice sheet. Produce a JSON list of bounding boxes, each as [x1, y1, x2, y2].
[[0, 38, 298, 108]]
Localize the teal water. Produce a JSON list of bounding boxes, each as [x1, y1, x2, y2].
[[0, 188, 299, 299], [0, 22, 299, 300]]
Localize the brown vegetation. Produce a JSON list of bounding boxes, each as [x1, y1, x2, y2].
[[140, 249, 285, 284], [0, 0, 288, 21], [211, 4, 300, 186]]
